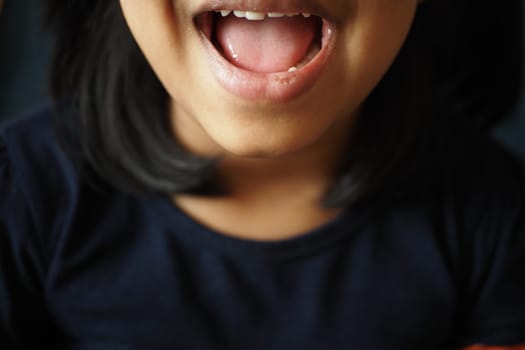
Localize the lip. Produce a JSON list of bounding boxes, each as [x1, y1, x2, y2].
[[192, 0, 338, 103], [192, 0, 340, 24]]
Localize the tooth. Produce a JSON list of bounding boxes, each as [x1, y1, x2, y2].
[[286, 12, 300, 17], [220, 10, 232, 17], [268, 12, 285, 18], [233, 11, 246, 18], [302, 13, 311, 18], [245, 11, 266, 20], [288, 66, 298, 72]]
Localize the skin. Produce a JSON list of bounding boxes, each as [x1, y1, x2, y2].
[[121, 0, 416, 160], [120, 0, 419, 239], [118, 1, 525, 347]]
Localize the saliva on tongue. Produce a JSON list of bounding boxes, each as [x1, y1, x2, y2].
[[215, 14, 318, 73]]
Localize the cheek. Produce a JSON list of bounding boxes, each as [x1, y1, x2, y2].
[[120, 0, 177, 43], [117, 0, 418, 158], [334, 0, 418, 106], [119, 0, 190, 90]]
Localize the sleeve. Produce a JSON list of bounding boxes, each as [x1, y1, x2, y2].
[[0, 137, 57, 348], [455, 150, 525, 347]]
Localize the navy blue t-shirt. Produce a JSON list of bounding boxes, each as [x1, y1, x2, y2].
[[1, 109, 525, 349]]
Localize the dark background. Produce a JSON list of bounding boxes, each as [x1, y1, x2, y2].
[[0, 0, 51, 120], [1, 0, 524, 158]]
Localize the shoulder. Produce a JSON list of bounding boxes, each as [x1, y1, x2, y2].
[[0, 106, 83, 244], [1, 104, 81, 194], [377, 132, 525, 346], [1, 105, 74, 171], [443, 132, 525, 233], [438, 133, 525, 346], [395, 130, 525, 232], [429, 131, 525, 269]]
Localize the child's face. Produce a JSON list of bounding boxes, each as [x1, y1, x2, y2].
[[120, 0, 419, 158]]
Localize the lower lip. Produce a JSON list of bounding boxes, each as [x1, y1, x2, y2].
[[197, 16, 337, 103]]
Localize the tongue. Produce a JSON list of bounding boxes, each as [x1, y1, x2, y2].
[[215, 15, 317, 73]]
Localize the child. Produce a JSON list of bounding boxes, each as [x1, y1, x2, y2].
[[1, 0, 524, 349]]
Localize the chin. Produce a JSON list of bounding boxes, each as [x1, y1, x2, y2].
[[218, 133, 318, 159]]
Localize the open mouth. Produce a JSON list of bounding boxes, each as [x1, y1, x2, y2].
[[193, 7, 337, 102], [196, 10, 326, 74]]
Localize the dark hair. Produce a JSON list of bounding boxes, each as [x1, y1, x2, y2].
[[45, 0, 523, 206]]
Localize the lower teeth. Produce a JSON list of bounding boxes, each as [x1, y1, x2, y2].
[[287, 40, 322, 72]]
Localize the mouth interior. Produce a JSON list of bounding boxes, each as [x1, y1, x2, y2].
[[198, 12, 323, 74]]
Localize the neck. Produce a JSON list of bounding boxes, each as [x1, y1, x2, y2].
[[172, 106, 356, 241]]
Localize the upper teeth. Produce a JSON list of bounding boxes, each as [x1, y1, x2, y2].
[[217, 10, 312, 21]]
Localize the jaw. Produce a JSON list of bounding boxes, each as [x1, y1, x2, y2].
[[120, 0, 420, 160]]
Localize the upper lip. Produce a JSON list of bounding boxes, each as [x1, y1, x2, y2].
[[192, 0, 339, 24]]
